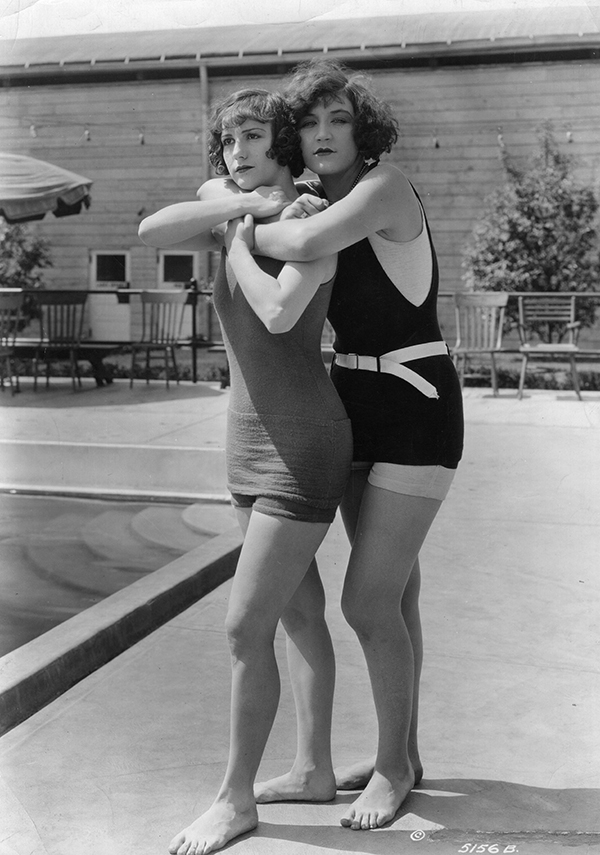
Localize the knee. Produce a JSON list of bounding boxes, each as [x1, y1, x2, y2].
[[282, 599, 326, 635], [341, 587, 389, 639], [224, 607, 274, 657]]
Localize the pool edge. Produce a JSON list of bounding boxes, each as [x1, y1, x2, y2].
[[0, 527, 242, 736]]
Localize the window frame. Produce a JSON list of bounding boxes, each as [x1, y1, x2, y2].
[[89, 250, 131, 290], [157, 249, 200, 288]]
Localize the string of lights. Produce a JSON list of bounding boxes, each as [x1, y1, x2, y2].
[[22, 117, 590, 148]]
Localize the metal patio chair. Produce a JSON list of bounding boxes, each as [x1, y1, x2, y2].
[[517, 294, 582, 400], [451, 292, 509, 396], [33, 290, 89, 391], [0, 290, 23, 394], [130, 289, 188, 388]]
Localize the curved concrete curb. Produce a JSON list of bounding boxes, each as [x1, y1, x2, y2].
[[0, 527, 242, 736]]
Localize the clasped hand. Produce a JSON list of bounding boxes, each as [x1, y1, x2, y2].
[[214, 189, 328, 247], [241, 185, 290, 218], [280, 193, 329, 220], [225, 214, 254, 253], [239, 187, 328, 221]]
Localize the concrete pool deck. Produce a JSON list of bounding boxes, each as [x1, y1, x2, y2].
[[1, 380, 600, 854], [0, 378, 230, 500]]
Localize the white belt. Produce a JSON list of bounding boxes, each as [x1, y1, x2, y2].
[[334, 341, 449, 399]]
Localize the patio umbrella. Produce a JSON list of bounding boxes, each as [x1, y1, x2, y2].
[[0, 152, 93, 224]]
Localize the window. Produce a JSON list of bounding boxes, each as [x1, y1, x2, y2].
[[163, 254, 194, 283], [91, 251, 129, 287], [95, 253, 127, 283], [158, 251, 199, 287]]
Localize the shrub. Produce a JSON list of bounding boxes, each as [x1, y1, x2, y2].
[[462, 124, 600, 339], [0, 221, 52, 329]]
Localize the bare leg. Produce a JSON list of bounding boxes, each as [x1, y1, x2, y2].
[[335, 470, 425, 792], [337, 559, 424, 791], [335, 561, 423, 792], [334, 468, 377, 791], [402, 558, 424, 787], [254, 558, 337, 803], [169, 511, 330, 855], [339, 485, 440, 830]]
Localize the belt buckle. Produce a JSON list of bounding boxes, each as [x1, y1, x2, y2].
[[349, 353, 360, 370], [363, 355, 380, 372]]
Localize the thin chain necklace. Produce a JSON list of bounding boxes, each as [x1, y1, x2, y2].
[[325, 160, 378, 204], [349, 161, 371, 192]]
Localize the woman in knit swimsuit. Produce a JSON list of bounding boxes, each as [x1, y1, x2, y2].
[[249, 60, 465, 831], [139, 89, 352, 855]]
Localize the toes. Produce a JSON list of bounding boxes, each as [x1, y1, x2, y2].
[[180, 838, 200, 855], [359, 811, 382, 830], [350, 813, 364, 831], [341, 809, 385, 831], [341, 809, 373, 831], [168, 835, 184, 854]]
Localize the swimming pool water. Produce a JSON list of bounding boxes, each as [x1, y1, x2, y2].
[[0, 493, 212, 657]]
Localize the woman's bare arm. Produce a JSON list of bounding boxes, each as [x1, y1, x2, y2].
[[138, 178, 289, 248], [253, 164, 422, 262], [225, 215, 336, 334]]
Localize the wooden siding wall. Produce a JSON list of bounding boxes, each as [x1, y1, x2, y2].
[[1, 58, 599, 341], [374, 60, 600, 296]]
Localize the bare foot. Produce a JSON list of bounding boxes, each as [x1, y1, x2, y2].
[[168, 797, 258, 855], [335, 756, 375, 790], [254, 768, 336, 803], [339, 768, 414, 830], [335, 756, 423, 790]]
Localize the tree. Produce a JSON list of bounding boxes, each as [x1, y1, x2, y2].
[[0, 221, 52, 329], [462, 124, 600, 339]]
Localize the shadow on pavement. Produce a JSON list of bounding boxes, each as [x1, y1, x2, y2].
[[410, 778, 600, 832], [252, 779, 600, 852]]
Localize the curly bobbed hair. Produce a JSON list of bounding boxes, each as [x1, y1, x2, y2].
[[207, 88, 305, 179], [284, 59, 399, 161]]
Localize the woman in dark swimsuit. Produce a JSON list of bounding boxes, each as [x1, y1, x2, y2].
[[250, 60, 464, 831]]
